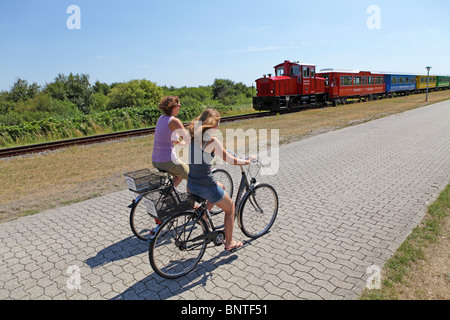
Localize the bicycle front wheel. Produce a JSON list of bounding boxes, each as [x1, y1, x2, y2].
[[238, 183, 278, 238], [211, 168, 234, 215], [149, 211, 208, 279]]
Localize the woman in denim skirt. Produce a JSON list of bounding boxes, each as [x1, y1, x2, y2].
[[188, 109, 255, 251]]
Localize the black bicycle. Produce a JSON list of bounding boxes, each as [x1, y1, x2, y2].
[[125, 167, 234, 241], [148, 154, 278, 279]]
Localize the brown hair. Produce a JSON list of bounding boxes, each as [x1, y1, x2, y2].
[[189, 109, 221, 142], [158, 95, 180, 116]]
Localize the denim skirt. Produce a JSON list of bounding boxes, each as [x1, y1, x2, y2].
[[187, 182, 226, 204]]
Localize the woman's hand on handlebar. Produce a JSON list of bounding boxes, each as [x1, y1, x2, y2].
[[246, 154, 257, 165]]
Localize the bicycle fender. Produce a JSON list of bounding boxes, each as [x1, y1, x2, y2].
[[128, 194, 144, 209]]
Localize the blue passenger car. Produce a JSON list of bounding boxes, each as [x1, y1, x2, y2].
[[384, 74, 416, 96]]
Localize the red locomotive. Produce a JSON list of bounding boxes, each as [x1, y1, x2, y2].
[[253, 60, 387, 111], [253, 60, 326, 110]]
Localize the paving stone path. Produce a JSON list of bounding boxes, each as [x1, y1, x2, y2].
[[1, 100, 449, 300]]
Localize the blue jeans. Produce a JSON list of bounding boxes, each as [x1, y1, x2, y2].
[[187, 182, 226, 204]]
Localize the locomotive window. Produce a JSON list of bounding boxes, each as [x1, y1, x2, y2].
[[311, 68, 315, 78], [276, 67, 284, 77], [303, 67, 310, 78], [291, 66, 300, 76]]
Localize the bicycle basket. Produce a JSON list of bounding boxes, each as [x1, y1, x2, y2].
[[124, 168, 165, 193], [145, 191, 193, 221]]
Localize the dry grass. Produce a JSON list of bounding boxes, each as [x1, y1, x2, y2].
[[1, 90, 449, 224]]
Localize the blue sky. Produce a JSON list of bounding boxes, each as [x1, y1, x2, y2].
[[1, 0, 449, 91]]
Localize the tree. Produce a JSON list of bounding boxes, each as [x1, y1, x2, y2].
[[9, 79, 41, 102], [212, 79, 235, 102], [44, 73, 93, 114], [93, 81, 111, 96], [106, 79, 163, 109], [212, 79, 253, 105]]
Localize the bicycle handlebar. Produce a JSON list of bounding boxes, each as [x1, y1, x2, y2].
[[227, 149, 259, 164]]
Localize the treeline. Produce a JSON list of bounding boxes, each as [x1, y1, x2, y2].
[[0, 73, 255, 147]]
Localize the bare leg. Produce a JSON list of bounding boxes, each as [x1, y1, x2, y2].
[[214, 193, 241, 249]]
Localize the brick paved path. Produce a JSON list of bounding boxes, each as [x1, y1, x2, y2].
[[1, 101, 449, 300]]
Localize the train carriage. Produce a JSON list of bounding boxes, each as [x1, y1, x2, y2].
[[436, 76, 450, 90], [384, 74, 416, 96], [317, 69, 385, 105], [415, 75, 437, 92]]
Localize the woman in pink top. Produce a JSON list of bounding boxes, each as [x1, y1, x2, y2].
[[152, 96, 190, 187]]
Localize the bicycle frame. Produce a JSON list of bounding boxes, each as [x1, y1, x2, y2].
[[234, 165, 259, 230]]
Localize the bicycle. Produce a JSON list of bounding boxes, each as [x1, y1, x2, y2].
[[148, 153, 278, 279], [125, 167, 233, 241]]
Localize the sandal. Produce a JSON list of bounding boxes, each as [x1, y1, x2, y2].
[[224, 240, 243, 252]]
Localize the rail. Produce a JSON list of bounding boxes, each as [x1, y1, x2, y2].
[[0, 112, 273, 158]]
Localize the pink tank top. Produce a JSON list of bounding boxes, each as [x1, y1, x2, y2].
[[152, 115, 178, 162]]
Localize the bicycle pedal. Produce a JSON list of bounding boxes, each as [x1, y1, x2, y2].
[[214, 231, 225, 246]]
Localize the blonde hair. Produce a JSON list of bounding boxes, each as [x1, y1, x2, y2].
[[158, 95, 180, 116], [189, 109, 221, 143]]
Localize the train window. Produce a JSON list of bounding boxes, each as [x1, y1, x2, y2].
[[291, 66, 300, 76], [399, 77, 403, 84], [311, 68, 315, 78], [303, 67, 310, 78], [344, 76, 352, 86], [354, 77, 361, 85], [276, 67, 284, 77], [392, 77, 397, 84], [341, 76, 344, 86]]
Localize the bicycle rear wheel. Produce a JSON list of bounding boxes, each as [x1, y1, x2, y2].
[[210, 168, 234, 215], [149, 211, 208, 279], [130, 195, 160, 241], [238, 183, 278, 238]]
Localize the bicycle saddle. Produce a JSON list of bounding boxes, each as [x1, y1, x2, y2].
[[189, 194, 207, 204]]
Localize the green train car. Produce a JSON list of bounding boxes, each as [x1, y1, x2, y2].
[[436, 76, 450, 89]]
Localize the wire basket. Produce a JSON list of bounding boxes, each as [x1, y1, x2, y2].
[[143, 191, 193, 220], [124, 168, 166, 193]]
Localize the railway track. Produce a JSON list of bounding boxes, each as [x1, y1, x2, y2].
[[0, 111, 273, 158]]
